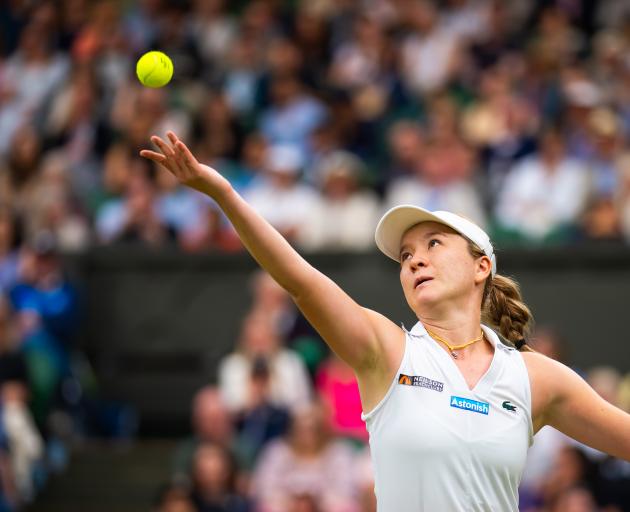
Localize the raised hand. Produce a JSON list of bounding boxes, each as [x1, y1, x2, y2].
[[140, 131, 231, 199]]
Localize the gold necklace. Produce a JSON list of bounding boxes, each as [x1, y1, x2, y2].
[[426, 329, 484, 359]]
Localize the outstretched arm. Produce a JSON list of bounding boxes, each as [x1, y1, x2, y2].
[[140, 132, 401, 377], [525, 352, 630, 461]]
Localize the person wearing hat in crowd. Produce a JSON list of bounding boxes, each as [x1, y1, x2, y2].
[[141, 131, 630, 511], [243, 144, 318, 244]]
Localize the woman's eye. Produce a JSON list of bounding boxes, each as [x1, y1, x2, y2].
[[400, 252, 411, 262], [428, 239, 440, 248]]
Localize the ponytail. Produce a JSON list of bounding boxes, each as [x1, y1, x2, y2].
[[467, 241, 534, 352], [482, 274, 534, 352]]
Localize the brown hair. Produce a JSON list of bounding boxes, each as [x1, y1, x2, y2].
[[468, 242, 534, 352]]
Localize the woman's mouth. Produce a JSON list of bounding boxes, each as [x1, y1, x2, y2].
[[414, 277, 433, 289]]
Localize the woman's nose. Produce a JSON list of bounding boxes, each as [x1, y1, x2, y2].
[[410, 254, 428, 270]]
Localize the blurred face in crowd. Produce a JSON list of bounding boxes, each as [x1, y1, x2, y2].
[[193, 443, 234, 495], [389, 122, 424, 167], [399, 222, 489, 318], [0, 208, 16, 253], [539, 130, 566, 165], [239, 312, 279, 356], [289, 494, 320, 512], [242, 134, 268, 171], [251, 271, 289, 313], [103, 145, 134, 194], [126, 169, 156, 217], [550, 486, 598, 512], [322, 169, 356, 200], [551, 447, 588, 490], [531, 328, 565, 361], [9, 126, 41, 181], [267, 38, 303, 75], [289, 403, 327, 455], [192, 387, 232, 443], [270, 75, 301, 107]]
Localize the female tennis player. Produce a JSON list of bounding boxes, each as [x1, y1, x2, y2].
[[141, 131, 630, 511]]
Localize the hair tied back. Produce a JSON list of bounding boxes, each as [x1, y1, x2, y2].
[[514, 338, 527, 350]]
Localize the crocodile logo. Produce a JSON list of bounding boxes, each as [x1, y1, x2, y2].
[[502, 400, 517, 412]]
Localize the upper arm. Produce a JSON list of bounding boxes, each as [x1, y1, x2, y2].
[[526, 353, 630, 462], [292, 267, 402, 375]]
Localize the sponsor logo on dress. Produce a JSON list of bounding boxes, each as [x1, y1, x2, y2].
[[450, 396, 489, 415], [398, 373, 444, 392], [502, 400, 517, 412]]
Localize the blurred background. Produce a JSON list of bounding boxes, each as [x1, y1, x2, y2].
[[0, 0, 629, 511]]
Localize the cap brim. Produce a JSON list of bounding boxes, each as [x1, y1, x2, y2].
[[375, 205, 459, 262]]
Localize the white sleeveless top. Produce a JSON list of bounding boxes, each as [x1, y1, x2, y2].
[[362, 322, 533, 511]]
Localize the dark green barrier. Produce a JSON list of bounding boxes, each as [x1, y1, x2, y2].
[[66, 245, 630, 434]]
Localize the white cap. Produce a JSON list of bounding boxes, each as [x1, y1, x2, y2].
[[375, 205, 496, 277]]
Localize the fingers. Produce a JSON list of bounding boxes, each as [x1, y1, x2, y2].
[[139, 150, 166, 163], [166, 131, 179, 145], [151, 135, 175, 157], [176, 140, 198, 168]]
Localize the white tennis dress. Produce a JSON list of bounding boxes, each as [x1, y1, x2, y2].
[[362, 322, 533, 511]]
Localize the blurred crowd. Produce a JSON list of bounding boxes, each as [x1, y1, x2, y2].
[[1, 0, 630, 510], [153, 271, 630, 512], [2, 0, 630, 257]]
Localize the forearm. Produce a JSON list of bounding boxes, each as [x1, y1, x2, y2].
[[213, 186, 316, 298]]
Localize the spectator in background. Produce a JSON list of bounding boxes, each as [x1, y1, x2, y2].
[[248, 271, 294, 341], [190, 442, 250, 512], [251, 401, 359, 512], [0, 125, 43, 217], [233, 356, 290, 471], [494, 127, 591, 243], [244, 145, 319, 244], [385, 120, 425, 181], [300, 151, 380, 251], [172, 386, 234, 483], [153, 482, 196, 512], [549, 485, 601, 512], [0, 296, 43, 504], [353, 446, 375, 512], [154, 165, 216, 252], [399, 0, 462, 95], [520, 327, 572, 510], [540, 447, 597, 510], [9, 231, 78, 428], [328, 15, 391, 90], [95, 162, 175, 246], [0, 20, 69, 156], [20, 153, 90, 252], [385, 134, 487, 229], [617, 152, 630, 242], [43, 64, 106, 202], [460, 60, 538, 201], [0, 207, 22, 295], [218, 311, 310, 414], [259, 73, 327, 158], [315, 353, 367, 443], [190, 0, 236, 82]]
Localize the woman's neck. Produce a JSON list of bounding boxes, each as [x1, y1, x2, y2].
[[418, 297, 488, 356]]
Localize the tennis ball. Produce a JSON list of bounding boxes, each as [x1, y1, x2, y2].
[[136, 51, 173, 88]]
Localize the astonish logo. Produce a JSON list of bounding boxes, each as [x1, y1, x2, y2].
[[450, 396, 490, 415]]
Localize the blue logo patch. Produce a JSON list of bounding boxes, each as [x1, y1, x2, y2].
[[450, 396, 489, 415]]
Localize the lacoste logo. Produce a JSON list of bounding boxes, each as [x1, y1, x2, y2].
[[398, 374, 444, 392], [502, 400, 517, 412]]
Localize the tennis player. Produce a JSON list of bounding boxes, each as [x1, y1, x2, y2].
[[141, 131, 630, 511]]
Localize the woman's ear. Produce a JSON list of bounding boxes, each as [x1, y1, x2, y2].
[[475, 255, 492, 284]]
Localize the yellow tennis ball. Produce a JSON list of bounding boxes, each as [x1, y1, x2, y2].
[[136, 51, 173, 88]]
